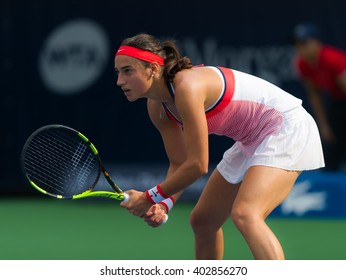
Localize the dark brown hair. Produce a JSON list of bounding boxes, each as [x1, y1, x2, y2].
[[120, 33, 192, 81]]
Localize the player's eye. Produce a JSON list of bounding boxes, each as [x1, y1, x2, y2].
[[123, 67, 133, 75]]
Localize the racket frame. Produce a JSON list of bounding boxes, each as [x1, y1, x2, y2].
[[21, 124, 127, 201]]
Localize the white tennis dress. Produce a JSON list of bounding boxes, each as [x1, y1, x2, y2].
[[162, 66, 325, 184]]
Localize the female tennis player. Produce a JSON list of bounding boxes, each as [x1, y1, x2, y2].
[[115, 33, 325, 260]]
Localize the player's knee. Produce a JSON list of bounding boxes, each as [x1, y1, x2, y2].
[[231, 206, 258, 234], [190, 209, 209, 234], [190, 210, 202, 232]]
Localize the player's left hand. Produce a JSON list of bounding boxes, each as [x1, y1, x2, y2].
[[143, 204, 167, 227], [120, 189, 152, 217]]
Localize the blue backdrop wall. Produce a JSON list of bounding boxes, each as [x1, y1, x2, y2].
[[1, 0, 346, 195]]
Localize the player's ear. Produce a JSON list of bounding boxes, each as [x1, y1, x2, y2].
[[149, 62, 161, 78]]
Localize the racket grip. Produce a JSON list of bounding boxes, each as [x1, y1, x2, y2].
[[122, 193, 130, 202]]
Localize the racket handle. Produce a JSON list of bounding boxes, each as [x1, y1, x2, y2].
[[122, 193, 130, 202], [162, 214, 169, 224]]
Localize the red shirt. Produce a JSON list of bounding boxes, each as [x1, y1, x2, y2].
[[295, 45, 346, 100]]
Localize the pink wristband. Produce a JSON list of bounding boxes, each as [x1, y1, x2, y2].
[[159, 196, 175, 213], [145, 184, 169, 204]]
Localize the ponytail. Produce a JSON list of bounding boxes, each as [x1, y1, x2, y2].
[[162, 40, 192, 81]]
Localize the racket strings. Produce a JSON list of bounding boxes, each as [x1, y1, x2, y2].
[[26, 136, 80, 185], [23, 128, 100, 197]]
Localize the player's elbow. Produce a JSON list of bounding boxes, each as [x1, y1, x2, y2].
[[200, 163, 209, 176]]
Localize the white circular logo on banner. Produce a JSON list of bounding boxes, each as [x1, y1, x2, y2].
[[39, 19, 109, 95]]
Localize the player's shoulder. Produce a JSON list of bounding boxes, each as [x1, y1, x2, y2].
[[321, 45, 346, 60], [319, 45, 346, 72], [172, 67, 213, 94], [173, 68, 198, 86]]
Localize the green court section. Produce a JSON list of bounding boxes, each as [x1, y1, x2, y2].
[[1, 197, 346, 260]]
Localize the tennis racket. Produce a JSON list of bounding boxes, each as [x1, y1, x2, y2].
[[21, 124, 168, 224], [21, 124, 130, 202]]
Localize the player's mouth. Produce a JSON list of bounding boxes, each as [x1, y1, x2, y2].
[[122, 88, 131, 95]]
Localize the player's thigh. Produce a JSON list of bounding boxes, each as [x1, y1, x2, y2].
[[234, 165, 301, 218], [191, 168, 240, 228]]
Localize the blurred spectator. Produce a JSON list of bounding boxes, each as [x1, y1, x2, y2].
[[293, 22, 346, 171]]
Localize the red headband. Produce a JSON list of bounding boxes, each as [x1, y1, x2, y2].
[[115, 46, 165, 66]]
